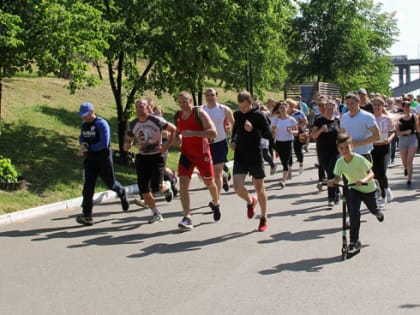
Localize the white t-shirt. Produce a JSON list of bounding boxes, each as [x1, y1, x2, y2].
[[375, 115, 394, 142], [271, 116, 297, 141]]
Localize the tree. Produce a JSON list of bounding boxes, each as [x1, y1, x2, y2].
[[0, 7, 25, 118], [287, 0, 398, 94]]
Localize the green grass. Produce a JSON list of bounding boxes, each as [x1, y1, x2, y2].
[[0, 74, 282, 214]]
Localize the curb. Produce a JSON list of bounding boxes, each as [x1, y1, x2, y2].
[[0, 161, 233, 227], [0, 184, 139, 227]]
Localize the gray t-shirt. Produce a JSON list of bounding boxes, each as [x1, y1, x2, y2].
[[340, 110, 377, 155]]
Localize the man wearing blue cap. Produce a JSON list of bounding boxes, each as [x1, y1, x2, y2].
[[76, 102, 129, 226]]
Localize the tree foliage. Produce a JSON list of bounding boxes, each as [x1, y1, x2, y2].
[[287, 0, 398, 94]]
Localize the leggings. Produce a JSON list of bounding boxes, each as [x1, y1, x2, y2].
[[274, 140, 293, 171], [371, 144, 390, 198]]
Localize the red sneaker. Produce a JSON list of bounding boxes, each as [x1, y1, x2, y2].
[[258, 216, 268, 232], [247, 196, 257, 219]]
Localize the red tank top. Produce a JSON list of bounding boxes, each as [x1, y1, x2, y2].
[[176, 109, 210, 158]]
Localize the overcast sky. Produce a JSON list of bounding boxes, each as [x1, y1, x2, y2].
[[375, 0, 420, 59]]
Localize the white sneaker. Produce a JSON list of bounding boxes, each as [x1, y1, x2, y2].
[[386, 188, 393, 203], [378, 199, 386, 208]]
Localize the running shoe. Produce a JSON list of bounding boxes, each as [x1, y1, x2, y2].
[[375, 211, 384, 222], [209, 201, 221, 221], [222, 173, 229, 192], [348, 241, 362, 254], [164, 184, 174, 202], [148, 213, 163, 224], [334, 191, 341, 204], [247, 196, 257, 219], [75, 214, 93, 226], [385, 188, 393, 203], [120, 189, 129, 211], [327, 200, 334, 209], [178, 217, 193, 230], [258, 217, 268, 232], [134, 198, 148, 208], [316, 182, 323, 192], [407, 180, 412, 187], [279, 180, 286, 189]]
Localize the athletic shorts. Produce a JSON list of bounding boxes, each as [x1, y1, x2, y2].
[[398, 134, 417, 150], [135, 153, 165, 194], [233, 160, 265, 179], [210, 139, 228, 165], [178, 152, 214, 180]]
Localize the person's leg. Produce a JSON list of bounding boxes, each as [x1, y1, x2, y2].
[[253, 178, 266, 218], [213, 162, 224, 199], [81, 158, 98, 218], [179, 176, 192, 218], [233, 173, 251, 203], [372, 146, 386, 198], [347, 189, 362, 244], [293, 137, 304, 169], [406, 145, 417, 182]]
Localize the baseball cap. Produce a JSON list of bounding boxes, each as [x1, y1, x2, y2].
[[357, 88, 367, 95], [79, 102, 94, 117]]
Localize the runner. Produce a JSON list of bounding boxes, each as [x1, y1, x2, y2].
[[175, 91, 220, 230], [123, 99, 176, 223], [75, 102, 129, 226], [201, 88, 234, 198], [230, 91, 272, 231]]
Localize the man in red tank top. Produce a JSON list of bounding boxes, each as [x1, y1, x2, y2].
[[175, 91, 221, 230]]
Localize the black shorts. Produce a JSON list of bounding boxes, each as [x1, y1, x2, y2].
[[210, 139, 228, 165], [135, 153, 165, 194], [233, 160, 265, 179]]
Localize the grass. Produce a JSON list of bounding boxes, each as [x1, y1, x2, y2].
[[0, 74, 282, 214]]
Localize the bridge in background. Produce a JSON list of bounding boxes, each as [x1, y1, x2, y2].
[[391, 56, 420, 96]]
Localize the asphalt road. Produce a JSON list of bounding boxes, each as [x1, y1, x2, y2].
[[1, 145, 420, 315]]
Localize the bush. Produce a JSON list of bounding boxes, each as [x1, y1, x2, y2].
[[0, 155, 19, 183]]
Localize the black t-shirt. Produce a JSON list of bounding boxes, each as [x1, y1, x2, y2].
[[232, 108, 272, 164], [312, 116, 340, 153], [360, 103, 374, 114]]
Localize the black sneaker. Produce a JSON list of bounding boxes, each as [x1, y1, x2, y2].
[[348, 241, 362, 254], [334, 191, 341, 204], [165, 187, 173, 202], [222, 174, 229, 192], [209, 201, 221, 221], [120, 189, 129, 211], [376, 211, 384, 222], [76, 214, 93, 226]]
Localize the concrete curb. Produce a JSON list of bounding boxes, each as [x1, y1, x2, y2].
[[0, 161, 233, 227], [0, 184, 139, 227]]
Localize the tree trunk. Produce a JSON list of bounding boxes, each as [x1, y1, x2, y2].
[[0, 78, 2, 120]]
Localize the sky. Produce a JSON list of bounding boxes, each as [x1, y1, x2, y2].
[[375, 0, 420, 59]]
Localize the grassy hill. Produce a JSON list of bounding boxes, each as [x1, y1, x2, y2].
[[0, 74, 282, 214]]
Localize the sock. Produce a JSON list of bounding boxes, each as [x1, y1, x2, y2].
[[151, 207, 160, 215]]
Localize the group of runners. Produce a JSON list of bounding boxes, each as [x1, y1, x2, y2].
[[75, 88, 420, 254]]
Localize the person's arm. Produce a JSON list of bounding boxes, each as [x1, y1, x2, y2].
[[90, 119, 110, 151], [353, 125, 380, 148], [161, 122, 176, 153], [180, 109, 217, 139], [224, 105, 235, 135], [357, 169, 374, 186]]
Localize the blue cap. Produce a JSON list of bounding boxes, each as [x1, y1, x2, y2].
[[79, 102, 94, 117]]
